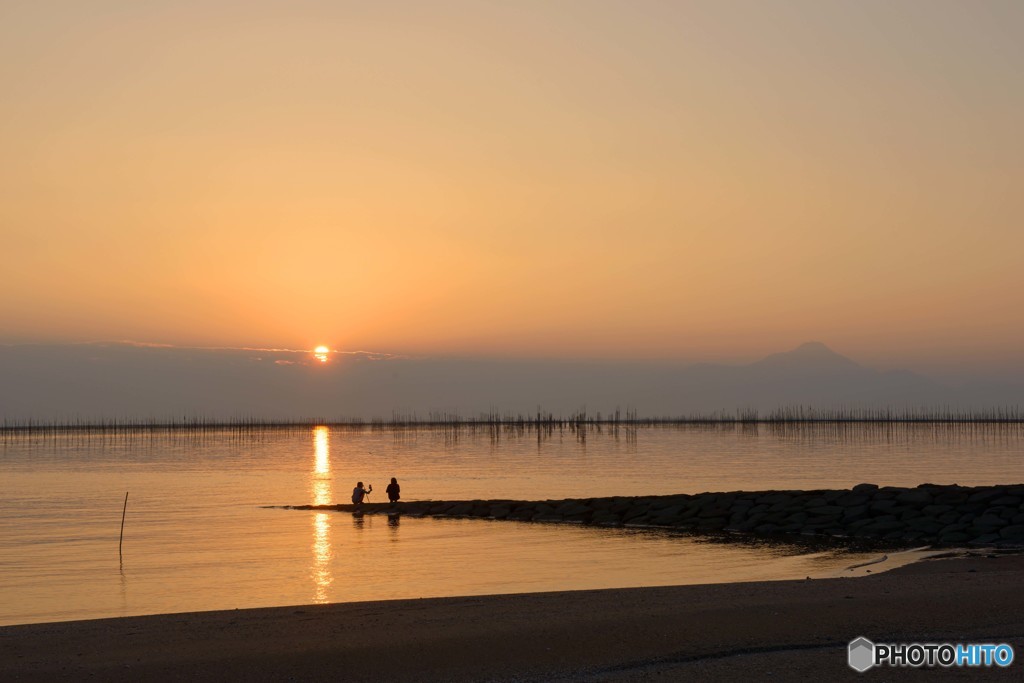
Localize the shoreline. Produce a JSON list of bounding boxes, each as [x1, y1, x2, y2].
[[3, 552, 1022, 681]]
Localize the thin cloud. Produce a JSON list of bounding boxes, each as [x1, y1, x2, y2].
[[90, 340, 401, 360]]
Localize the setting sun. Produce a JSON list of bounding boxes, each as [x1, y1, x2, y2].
[[314, 346, 330, 363]]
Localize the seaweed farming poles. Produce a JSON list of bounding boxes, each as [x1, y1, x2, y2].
[[2, 405, 1024, 438]]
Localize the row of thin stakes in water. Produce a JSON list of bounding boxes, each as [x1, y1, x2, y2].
[[3, 405, 1024, 433], [3, 407, 1024, 450]]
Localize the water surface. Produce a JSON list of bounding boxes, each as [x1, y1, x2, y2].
[[1, 423, 1021, 626]]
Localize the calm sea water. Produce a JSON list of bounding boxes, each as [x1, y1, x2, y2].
[[1, 423, 1021, 626]]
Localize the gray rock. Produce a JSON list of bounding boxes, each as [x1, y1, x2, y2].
[[842, 506, 871, 523], [999, 525, 1024, 539], [905, 519, 944, 534], [859, 520, 906, 535], [759, 512, 788, 525], [967, 489, 1005, 504], [937, 511, 961, 524], [846, 518, 876, 532], [933, 491, 969, 505], [621, 506, 650, 522], [896, 490, 932, 505], [591, 511, 622, 526], [757, 493, 794, 505], [554, 501, 592, 517], [804, 516, 840, 527], [968, 535, 1000, 546], [608, 498, 637, 514], [698, 506, 732, 519], [649, 504, 685, 519], [564, 511, 592, 522], [972, 514, 1007, 529], [678, 505, 702, 520], [532, 514, 563, 523]]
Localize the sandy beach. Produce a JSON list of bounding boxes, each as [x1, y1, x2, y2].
[[1, 552, 1021, 681]]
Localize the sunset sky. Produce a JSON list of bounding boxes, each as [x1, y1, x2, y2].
[[3, 1, 1022, 374]]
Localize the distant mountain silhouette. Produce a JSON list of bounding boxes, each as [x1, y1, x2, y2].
[[0, 341, 1019, 421], [750, 341, 864, 372], [643, 342, 942, 414]]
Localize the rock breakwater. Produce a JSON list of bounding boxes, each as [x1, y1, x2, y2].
[[279, 483, 1024, 547]]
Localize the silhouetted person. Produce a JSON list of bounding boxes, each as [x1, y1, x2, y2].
[[351, 481, 371, 509], [386, 477, 401, 504]]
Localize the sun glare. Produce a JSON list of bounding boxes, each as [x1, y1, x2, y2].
[[314, 346, 330, 363]]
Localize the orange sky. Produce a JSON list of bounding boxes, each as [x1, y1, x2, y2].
[[2, 1, 1022, 371]]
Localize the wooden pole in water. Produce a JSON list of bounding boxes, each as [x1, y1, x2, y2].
[[119, 492, 128, 557]]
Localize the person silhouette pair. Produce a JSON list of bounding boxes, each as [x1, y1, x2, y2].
[[351, 478, 401, 509]]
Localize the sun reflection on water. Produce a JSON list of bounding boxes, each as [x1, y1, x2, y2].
[[311, 426, 332, 602]]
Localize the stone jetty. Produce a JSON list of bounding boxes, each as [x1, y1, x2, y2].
[[278, 483, 1024, 547]]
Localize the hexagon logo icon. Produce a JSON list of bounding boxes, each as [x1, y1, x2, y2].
[[848, 636, 875, 672]]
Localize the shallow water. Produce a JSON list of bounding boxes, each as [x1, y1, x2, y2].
[[1, 423, 1021, 625]]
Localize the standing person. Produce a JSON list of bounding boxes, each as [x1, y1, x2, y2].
[[385, 477, 401, 504], [351, 481, 371, 510]]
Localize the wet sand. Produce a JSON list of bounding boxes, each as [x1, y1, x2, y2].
[[1, 553, 1021, 682]]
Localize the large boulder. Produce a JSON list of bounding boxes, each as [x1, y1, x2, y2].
[[896, 490, 932, 505], [998, 525, 1024, 540]]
